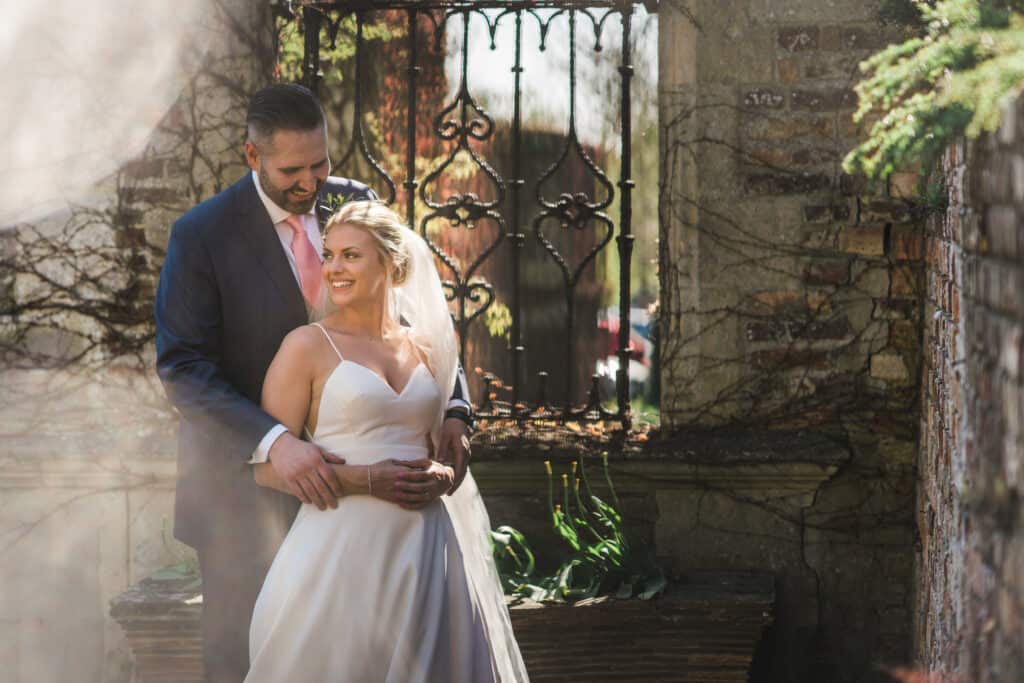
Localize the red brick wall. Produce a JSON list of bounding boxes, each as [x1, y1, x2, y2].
[[917, 100, 1024, 681]]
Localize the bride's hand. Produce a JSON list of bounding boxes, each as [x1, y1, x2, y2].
[[366, 459, 430, 507], [388, 458, 454, 510]]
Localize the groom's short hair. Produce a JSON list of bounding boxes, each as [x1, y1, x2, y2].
[[246, 83, 325, 147]]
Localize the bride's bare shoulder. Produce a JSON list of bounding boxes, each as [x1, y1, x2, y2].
[[277, 324, 330, 361]]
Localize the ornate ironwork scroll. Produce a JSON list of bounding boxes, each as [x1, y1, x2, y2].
[[273, 0, 646, 427]]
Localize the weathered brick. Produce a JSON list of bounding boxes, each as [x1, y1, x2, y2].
[[746, 146, 791, 167], [790, 315, 851, 340], [863, 200, 912, 222], [115, 207, 146, 229], [791, 88, 857, 112], [802, 202, 851, 223], [743, 88, 786, 110], [927, 237, 944, 272], [975, 149, 1016, 204], [115, 227, 149, 250], [839, 173, 868, 196], [1000, 325, 1023, 380], [890, 319, 917, 350], [875, 297, 919, 319], [749, 290, 830, 316], [980, 261, 1022, 315], [778, 27, 818, 52], [871, 352, 910, 381], [1012, 155, 1024, 202], [776, 58, 799, 83], [803, 53, 859, 80], [804, 258, 850, 285], [998, 102, 1019, 145], [985, 205, 1019, 259], [1003, 266, 1024, 316], [838, 112, 865, 139], [746, 320, 787, 342], [892, 223, 924, 260], [791, 147, 839, 165], [892, 264, 920, 297], [744, 114, 834, 142], [744, 172, 832, 195], [819, 25, 842, 51], [839, 225, 886, 257], [963, 254, 979, 297], [751, 348, 829, 370], [842, 27, 889, 51]]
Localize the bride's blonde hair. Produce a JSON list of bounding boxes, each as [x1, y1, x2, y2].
[[323, 201, 410, 285]]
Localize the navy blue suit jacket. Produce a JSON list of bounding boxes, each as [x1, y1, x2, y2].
[[155, 173, 379, 549]]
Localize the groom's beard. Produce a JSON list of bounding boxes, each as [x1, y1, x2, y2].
[[259, 167, 323, 214]]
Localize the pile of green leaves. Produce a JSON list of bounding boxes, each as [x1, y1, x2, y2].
[[490, 453, 666, 602], [844, 0, 1024, 182]]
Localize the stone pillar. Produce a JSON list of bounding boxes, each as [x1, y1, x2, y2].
[[657, 2, 919, 681], [659, 0, 915, 429]]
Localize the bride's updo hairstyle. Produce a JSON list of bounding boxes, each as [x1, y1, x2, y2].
[[323, 200, 411, 286]]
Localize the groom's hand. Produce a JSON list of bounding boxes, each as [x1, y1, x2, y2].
[[438, 417, 471, 494], [268, 433, 345, 510]]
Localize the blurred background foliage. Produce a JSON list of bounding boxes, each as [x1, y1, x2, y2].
[[845, 0, 1024, 184]]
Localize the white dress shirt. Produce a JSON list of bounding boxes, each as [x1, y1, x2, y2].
[[248, 172, 469, 464]]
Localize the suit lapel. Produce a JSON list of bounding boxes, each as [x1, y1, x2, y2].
[[231, 175, 308, 323]]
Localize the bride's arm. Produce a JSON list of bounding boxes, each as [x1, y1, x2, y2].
[[253, 327, 350, 501]]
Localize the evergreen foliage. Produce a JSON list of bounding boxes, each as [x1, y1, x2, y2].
[[844, 0, 1024, 183]]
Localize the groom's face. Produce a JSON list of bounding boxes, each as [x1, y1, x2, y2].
[[245, 126, 331, 214]]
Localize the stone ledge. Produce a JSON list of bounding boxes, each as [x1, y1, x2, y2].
[[471, 429, 848, 505], [472, 426, 848, 463], [112, 572, 774, 683]]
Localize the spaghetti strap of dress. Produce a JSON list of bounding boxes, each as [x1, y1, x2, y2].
[[310, 322, 344, 361]]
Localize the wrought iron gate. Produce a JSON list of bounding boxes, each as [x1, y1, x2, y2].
[[272, 0, 649, 427]]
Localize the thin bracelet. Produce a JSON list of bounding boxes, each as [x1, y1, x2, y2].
[[366, 466, 372, 496]]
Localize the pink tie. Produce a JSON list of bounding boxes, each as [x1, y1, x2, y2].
[[284, 214, 321, 306]]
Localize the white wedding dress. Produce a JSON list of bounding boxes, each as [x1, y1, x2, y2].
[[246, 324, 529, 683]]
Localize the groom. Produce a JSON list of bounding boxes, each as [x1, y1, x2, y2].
[[154, 83, 474, 682]]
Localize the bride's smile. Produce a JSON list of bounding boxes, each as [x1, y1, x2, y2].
[[320, 222, 390, 310]]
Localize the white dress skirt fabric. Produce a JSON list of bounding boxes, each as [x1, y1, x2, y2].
[[246, 336, 529, 683]]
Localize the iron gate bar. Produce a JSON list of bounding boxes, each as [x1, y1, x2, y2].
[[509, 8, 525, 419], [616, 3, 634, 427], [273, 0, 645, 427], [405, 9, 420, 232]]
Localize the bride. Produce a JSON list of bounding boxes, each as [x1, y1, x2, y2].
[[245, 201, 529, 682]]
